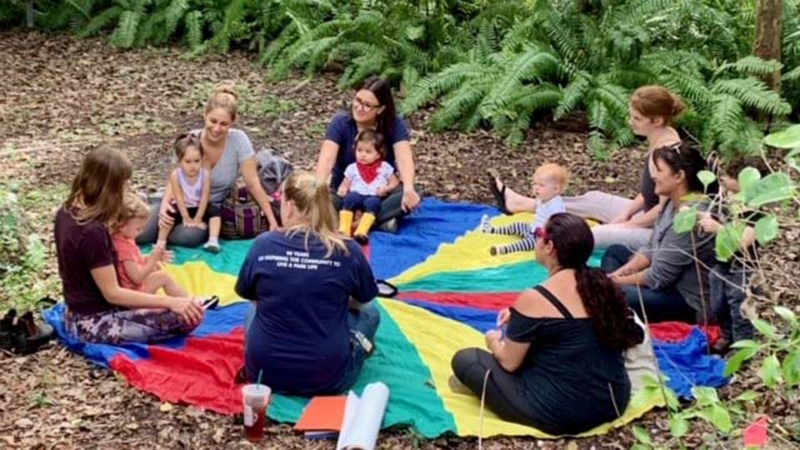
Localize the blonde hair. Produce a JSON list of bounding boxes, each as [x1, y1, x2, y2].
[[534, 163, 570, 188], [204, 83, 239, 121], [282, 170, 349, 257], [630, 85, 685, 125], [113, 192, 150, 231], [65, 148, 132, 226]]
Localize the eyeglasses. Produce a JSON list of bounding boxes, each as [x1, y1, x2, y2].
[[533, 227, 549, 242], [353, 97, 381, 112]]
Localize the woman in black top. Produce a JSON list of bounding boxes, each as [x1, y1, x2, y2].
[[451, 213, 643, 435]]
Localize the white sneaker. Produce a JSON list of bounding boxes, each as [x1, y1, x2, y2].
[[204, 241, 220, 253]]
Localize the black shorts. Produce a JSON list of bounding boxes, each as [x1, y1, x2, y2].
[[168, 203, 221, 225]]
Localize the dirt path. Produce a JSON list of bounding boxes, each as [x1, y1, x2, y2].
[[1, 30, 798, 449]]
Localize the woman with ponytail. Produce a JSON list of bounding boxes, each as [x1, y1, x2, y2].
[[451, 213, 643, 435], [235, 171, 380, 395], [138, 83, 279, 247], [490, 85, 686, 250]]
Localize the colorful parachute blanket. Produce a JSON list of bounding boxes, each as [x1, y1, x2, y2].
[[43, 198, 728, 438]]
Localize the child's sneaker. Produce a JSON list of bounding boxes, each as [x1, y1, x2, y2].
[[354, 234, 369, 245], [204, 240, 220, 253], [479, 215, 493, 233]]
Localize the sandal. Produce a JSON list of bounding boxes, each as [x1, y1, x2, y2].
[[376, 280, 398, 298], [487, 171, 510, 215]]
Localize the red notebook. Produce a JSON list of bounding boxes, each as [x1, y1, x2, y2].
[[294, 396, 348, 432]]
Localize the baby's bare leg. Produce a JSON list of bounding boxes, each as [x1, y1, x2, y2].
[[142, 270, 188, 297]]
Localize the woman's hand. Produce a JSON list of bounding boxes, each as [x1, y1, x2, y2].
[[485, 329, 503, 349], [401, 187, 421, 212], [169, 297, 205, 326], [496, 308, 511, 327]]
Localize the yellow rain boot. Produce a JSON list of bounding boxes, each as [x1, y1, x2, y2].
[[353, 213, 376, 244], [339, 210, 354, 236]]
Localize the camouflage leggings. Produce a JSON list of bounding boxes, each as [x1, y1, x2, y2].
[[66, 308, 196, 344]]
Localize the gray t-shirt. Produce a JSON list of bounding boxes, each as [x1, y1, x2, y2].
[[194, 128, 254, 203], [639, 199, 716, 313]]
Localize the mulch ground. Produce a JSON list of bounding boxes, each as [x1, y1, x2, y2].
[[1, 30, 798, 449]]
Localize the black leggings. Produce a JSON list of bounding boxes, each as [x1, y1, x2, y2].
[[451, 348, 542, 429]]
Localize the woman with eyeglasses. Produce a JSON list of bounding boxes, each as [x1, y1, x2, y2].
[[451, 213, 644, 435], [137, 84, 280, 247], [602, 144, 717, 324], [489, 86, 685, 250], [315, 77, 421, 232]]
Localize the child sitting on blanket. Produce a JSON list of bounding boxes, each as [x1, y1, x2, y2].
[[337, 129, 400, 244], [699, 156, 768, 354], [480, 163, 568, 256], [112, 193, 188, 296], [157, 133, 222, 253]]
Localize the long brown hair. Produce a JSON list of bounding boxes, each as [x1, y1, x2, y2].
[[65, 148, 132, 226], [282, 170, 348, 257], [544, 213, 643, 350]]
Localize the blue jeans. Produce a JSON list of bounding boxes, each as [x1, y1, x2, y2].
[[331, 186, 406, 225], [602, 245, 697, 323], [244, 302, 380, 392], [342, 192, 383, 215], [711, 263, 755, 342]]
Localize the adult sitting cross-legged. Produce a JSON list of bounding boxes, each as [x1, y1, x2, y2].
[[235, 171, 380, 394], [55, 148, 204, 344], [315, 77, 420, 232], [137, 84, 279, 247], [451, 213, 644, 435], [602, 144, 716, 324]]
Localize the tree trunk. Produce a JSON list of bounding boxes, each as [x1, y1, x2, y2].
[[753, 0, 782, 92]]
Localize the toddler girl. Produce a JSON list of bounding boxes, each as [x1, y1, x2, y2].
[[113, 193, 188, 296], [337, 129, 399, 243], [158, 133, 222, 252], [480, 163, 568, 255]]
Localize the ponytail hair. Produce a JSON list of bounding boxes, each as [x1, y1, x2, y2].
[[204, 83, 239, 121], [545, 213, 644, 350], [282, 170, 349, 257], [630, 85, 686, 125]]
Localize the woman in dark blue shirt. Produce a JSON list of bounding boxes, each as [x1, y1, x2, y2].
[[236, 171, 380, 394], [315, 77, 420, 230], [451, 213, 643, 435]]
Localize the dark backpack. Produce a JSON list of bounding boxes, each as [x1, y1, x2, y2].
[[219, 147, 294, 239]]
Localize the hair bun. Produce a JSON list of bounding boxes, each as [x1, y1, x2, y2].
[[213, 83, 238, 101], [670, 93, 686, 118]]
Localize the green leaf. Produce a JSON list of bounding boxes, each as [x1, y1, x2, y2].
[[731, 339, 760, 349], [752, 318, 780, 340], [708, 405, 732, 433], [631, 445, 649, 450], [754, 215, 779, 245], [737, 166, 762, 196], [773, 306, 798, 328], [715, 223, 744, 262], [693, 386, 720, 406], [783, 349, 800, 387], [759, 354, 782, 388], [698, 170, 717, 191], [632, 425, 652, 444], [673, 207, 698, 234], [763, 124, 800, 149], [745, 172, 796, 207], [735, 390, 759, 402], [724, 346, 761, 376], [670, 416, 690, 438]]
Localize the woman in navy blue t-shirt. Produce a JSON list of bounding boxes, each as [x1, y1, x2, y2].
[[236, 170, 380, 394], [315, 77, 421, 231]]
